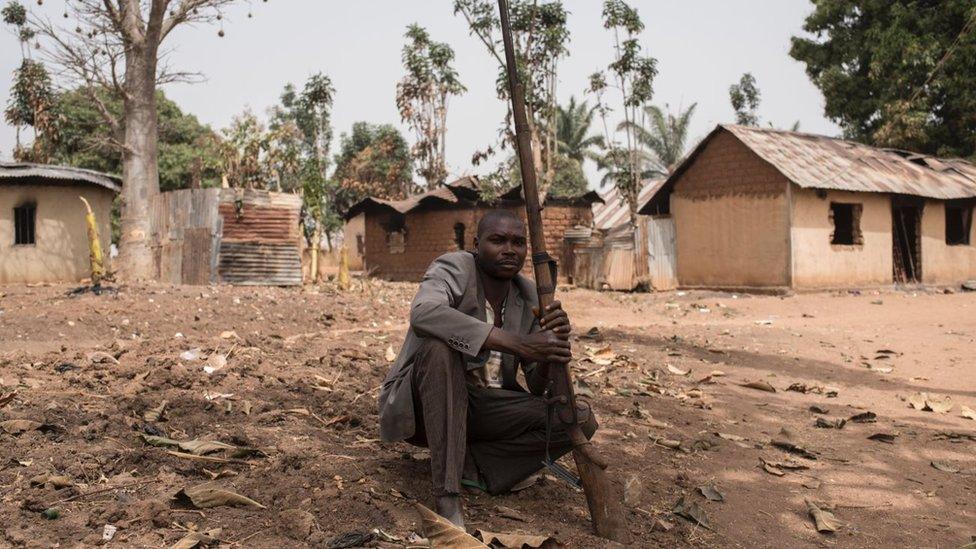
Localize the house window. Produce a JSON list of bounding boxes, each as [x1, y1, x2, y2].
[[454, 222, 466, 250], [14, 203, 36, 245], [830, 202, 862, 245], [945, 202, 973, 246]]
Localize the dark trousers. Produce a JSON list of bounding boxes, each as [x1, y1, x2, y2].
[[408, 338, 598, 496]]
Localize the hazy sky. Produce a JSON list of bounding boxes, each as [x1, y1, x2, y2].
[[0, 0, 839, 187]]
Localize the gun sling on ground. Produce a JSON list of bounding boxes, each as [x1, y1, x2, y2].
[[496, 0, 630, 542]]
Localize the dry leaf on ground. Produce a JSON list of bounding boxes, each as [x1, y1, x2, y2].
[[0, 419, 49, 435], [908, 392, 927, 410], [805, 499, 842, 533], [170, 528, 222, 549], [867, 432, 897, 444], [173, 484, 265, 509], [0, 391, 16, 408], [848, 411, 876, 423], [741, 380, 776, 393], [815, 417, 846, 429], [143, 400, 168, 422], [961, 406, 976, 420], [771, 428, 818, 460], [931, 461, 959, 473], [141, 434, 237, 456], [385, 346, 397, 362], [415, 503, 487, 548], [925, 395, 953, 414], [697, 484, 724, 502], [667, 364, 689, 376], [29, 473, 74, 488], [672, 495, 710, 529], [475, 530, 558, 548]]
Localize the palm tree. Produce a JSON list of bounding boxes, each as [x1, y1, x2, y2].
[[619, 103, 697, 175], [555, 96, 605, 165]]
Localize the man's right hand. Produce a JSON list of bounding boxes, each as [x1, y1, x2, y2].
[[517, 330, 572, 364]]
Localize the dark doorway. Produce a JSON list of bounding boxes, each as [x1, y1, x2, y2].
[[892, 199, 923, 284]]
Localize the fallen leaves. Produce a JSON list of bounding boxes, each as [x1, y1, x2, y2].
[[908, 392, 953, 414], [930, 461, 959, 474], [29, 473, 74, 488], [814, 417, 846, 430], [805, 499, 842, 533], [143, 400, 168, 423], [741, 380, 776, 393], [385, 345, 397, 362], [171, 528, 222, 549], [771, 428, 818, 460], [848, 411, 877, 423], [962, 406, 976, 420], [867, 432, 897, 444], [672, 495, 710, 529], [173, 484, 265, 509], [475, 530, 557, 548], [0, 419, 52, 435], [0, 391, 16, 408], [415, 503, 487, 548], [697, 484, 724, 502], [667, 364, 689, 376]]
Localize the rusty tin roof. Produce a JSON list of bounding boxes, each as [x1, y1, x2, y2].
[[639, 125, 976, 214]]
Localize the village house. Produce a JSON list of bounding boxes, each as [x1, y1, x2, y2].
[[344, 177, 601, 281], [0, 162, 118, 284], [638, 124, 976, 290]]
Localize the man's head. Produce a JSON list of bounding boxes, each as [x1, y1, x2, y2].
[[474, 210, 527, 279]]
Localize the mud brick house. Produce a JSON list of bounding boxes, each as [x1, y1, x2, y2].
[[0, 162, 118, 284], [345, 177, 601, 281], [149, 188, 303, 285], [639, 124, 976, 290]]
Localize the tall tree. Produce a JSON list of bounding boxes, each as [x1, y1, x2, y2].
[[790, 1, 976, 157], [53, 88, 222, 190], [589, 0, 658, 225], [619, 102, 696, 174], [396, 24, 465, 188], [554, 96, 604, 165], [27, 0, 257, 280], [333, 122, 414, 212], [454, 0, 570, 195], [729, 73, 760, 126], [3, 1, 59, 161], [272, 73, 340, 250]]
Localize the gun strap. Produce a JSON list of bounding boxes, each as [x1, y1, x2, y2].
[[531, 252, 558, 296], [542, 380, 582, 490]]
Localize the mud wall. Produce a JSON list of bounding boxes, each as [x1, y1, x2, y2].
[[920, 200, 976, 284], [790, 188, 893, 288], [671, 130, 790, 289], [0, 184, 114, 284]]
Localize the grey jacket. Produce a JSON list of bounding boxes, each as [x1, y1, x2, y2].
[[378, 251, 541, 442]]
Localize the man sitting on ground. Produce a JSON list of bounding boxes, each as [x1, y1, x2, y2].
[[377, 209, 597, 527]]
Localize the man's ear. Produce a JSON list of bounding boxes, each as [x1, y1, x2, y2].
[[473, 235, 479, 249]]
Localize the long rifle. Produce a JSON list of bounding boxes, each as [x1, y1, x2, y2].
[[496, 0, 629, 542]]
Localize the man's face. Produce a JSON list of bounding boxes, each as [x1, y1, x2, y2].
[[475, 216, 528, 279]]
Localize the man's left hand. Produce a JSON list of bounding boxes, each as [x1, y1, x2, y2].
[[539, 300, 571, 340]]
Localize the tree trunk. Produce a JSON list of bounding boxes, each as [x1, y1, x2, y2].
[[116, 48, 160, 281]]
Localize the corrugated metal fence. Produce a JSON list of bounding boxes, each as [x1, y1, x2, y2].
[[149, 188, 303, 286]]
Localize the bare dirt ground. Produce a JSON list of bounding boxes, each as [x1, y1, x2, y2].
[[1, 280, 974, 548]]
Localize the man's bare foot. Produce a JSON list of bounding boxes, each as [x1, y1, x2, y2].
[[435, 495, 465, 528]]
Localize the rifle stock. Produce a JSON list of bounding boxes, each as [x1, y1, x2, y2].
[[496, 0, 630, 542]]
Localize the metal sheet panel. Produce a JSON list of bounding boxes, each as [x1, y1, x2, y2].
[[646, 217, 677, 290], [217, 242, 302, 286]]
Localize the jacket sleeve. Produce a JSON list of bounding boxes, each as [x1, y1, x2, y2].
[[410, 254, 493, 358]]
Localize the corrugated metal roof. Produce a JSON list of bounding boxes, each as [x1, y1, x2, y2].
[[638, 125, 976, 214], [724, 125, 976, 199], [344, 175, 601, 219], [593, 179, 665, 230], [0, 162, 121, 193]]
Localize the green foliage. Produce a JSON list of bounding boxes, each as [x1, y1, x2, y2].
[[589, 0, 658, 222], [53, 89, 222, 190], [506, 153, 588, 198], [619, 103, 697, 174], [790, 0, 976, 157], [397, 24, 465, 187], [333, 122, 415, 212], [5, 59, 59, 159], [729, 73, 760, 126], [555, 96, 604, 164]]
